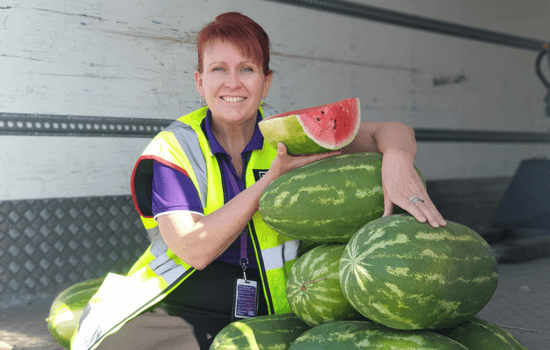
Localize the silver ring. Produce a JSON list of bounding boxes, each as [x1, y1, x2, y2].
[[410, 196, 424, 204]]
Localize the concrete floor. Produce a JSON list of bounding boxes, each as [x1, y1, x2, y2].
[[1, 255, 549, 350]]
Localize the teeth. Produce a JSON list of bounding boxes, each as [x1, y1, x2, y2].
[[222, 96, 246, 102]]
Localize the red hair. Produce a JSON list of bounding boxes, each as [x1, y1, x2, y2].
[[196, 12, 271, 76]]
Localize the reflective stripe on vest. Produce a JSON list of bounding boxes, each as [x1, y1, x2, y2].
[[148, 225, 188, 285], [162, 120, 208, 207], [261, 239, 300, 271]]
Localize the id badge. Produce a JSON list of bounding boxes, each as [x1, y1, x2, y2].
[[232, 278, 258, 321]]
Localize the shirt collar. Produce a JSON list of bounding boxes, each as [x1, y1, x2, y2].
[[202, 109, 265, 156]]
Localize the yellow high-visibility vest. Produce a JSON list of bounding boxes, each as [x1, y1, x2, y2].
[[71, 105, 299, 350]]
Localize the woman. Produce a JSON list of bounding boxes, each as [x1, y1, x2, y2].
[[73, 12, 445, 350]]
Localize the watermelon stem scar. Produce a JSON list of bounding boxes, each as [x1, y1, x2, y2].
[[301, 277, 328, 291]]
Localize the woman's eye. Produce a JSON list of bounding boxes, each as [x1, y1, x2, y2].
[[212, 67, 224, 72], [241, 67, 253, 72]]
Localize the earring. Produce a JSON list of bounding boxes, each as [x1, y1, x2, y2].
[[200, 96, 207, 107]]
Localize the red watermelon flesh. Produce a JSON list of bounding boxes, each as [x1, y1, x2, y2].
[[259, 98, 361, 155]]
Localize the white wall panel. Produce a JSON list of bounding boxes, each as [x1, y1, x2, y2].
[[349, 0, 550, 41], [0, 136, 151, 200], [1, 0, 550, 200]]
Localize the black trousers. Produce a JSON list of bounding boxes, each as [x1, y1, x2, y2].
[[96, 262, 267, 350]]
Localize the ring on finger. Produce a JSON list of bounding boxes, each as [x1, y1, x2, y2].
[[410, 195, 424, 204]]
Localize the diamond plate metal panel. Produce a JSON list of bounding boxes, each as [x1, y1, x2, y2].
[[0, 196, 149, 307]]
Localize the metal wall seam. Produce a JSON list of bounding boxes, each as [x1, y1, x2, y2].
[[0, 113, 173, 138], [264, 0, 548, 51], [413, 129, 550, 143], [2, 112, 550, 143]]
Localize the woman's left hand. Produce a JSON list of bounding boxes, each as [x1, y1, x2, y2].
[[381, 149, 446, 228]]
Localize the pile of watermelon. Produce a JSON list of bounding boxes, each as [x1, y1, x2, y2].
[[212, 143, 527, 349]]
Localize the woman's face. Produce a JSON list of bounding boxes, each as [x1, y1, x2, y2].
[[195, 40, 272, 126]]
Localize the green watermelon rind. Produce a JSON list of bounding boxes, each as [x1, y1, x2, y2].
[[286, 244, 364, 326], [47, 277, 104, 316], [258, 98, 361, 155], [259, 115, 335, 154], [259, 153, 425, 244], [259, 153, 384, 244], [210, 313, 312, 350], [339, 214, 499, 331], [439, 317, 529, 350], [46, 277, 105, 349], [289, 320, 469, 349]]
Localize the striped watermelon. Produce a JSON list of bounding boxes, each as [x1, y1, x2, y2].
[[437, 317, 528, 350], [259, 153, 425, 243], [286, 244, 364, 326], [210, 313, 312, 350], [46, 277, 105, 349], [258, 98, 361, 155], [288, 320, 469, 349], [339, 214, 498, 330]]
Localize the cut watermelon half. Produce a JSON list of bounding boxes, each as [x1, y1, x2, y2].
[[259, 97, 361, 155]]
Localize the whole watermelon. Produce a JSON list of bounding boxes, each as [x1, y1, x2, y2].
[[286, 244, 364, 326], [436, 317, 528, 350], [259, 153, 424, 243], [288, 320, 468, 349], [46, 277, 105, 349], [339, 214, 498, 330], [210, 313, 312, 350]]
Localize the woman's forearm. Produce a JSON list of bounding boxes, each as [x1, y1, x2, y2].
[[343, 121, 417, 159], [158, 174, 272, 270], [373, 121, 417, 159]]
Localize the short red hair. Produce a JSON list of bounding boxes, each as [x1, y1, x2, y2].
[[196, 12, 271, 76]]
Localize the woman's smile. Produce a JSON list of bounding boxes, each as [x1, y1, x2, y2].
[[220, 96, 247, 103]]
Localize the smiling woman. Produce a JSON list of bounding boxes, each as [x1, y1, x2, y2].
[[193, 13, 274, 177], [194, 40, 273, 167], [70, 11, 444, 350]]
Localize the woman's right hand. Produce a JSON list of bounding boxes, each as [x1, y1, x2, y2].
[[264, 142, 341, 183]]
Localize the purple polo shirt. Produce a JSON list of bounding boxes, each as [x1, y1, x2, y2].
[[151, 109, 265, 269]]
